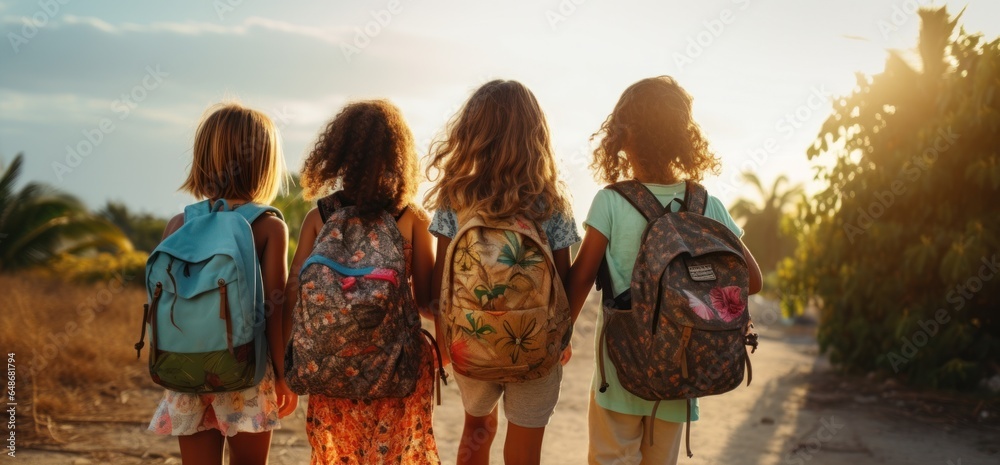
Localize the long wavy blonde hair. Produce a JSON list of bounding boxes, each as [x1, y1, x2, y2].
[[424, 80, 570, 221]]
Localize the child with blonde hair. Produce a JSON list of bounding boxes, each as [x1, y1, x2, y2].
[[568, 76, 763, 464], [427, 80, 579, 465], [147, 102, 297, 465]]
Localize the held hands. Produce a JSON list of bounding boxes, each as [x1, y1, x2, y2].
[[275, 378, 298, 418]]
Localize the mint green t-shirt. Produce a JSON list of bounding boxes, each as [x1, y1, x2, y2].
[[583, 182, 744, 423]]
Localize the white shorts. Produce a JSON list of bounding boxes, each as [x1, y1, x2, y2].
[[452, 364, 563, 428]]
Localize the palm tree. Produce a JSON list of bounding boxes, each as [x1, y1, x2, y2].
[[98, 201, 168, 253], [0, 154, 132, 272], [730, 172, 803, 274]]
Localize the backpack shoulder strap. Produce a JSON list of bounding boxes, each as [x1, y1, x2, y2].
[[317, 194, 342, 223], [183, 200, 212, 222], [394, 205, 409, 221], [684, 181, 708, 215], [606, 180, 665, 221]]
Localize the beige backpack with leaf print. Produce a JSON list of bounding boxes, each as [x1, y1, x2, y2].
[[440, 211, 572, 383]]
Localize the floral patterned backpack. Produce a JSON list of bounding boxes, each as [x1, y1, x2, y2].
[[440, 212, 572, 383], [286, 195, 446, 400], [596, 180, 759, 457]]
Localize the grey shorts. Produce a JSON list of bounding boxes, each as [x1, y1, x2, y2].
[[453, 364, 563, 428]]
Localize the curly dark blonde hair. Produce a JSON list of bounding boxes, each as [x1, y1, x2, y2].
[[424, 80, 571, 222], [300, 100, 419, 217], [591, 76, 720, 184]]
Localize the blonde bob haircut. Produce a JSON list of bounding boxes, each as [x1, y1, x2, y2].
[[182, 102, 286, 204], [424, 79, 571, 222]]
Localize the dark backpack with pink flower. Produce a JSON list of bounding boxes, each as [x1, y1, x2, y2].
[[595, 180, 759, 458]]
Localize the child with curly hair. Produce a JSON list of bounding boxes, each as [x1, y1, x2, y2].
[[567, 76, 763, 465], [284, 100, 440, 464]]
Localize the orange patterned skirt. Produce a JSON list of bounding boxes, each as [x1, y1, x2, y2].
[[306, 345, 440, 464]]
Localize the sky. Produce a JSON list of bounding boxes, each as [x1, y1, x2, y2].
[[2, 0, 999, 222]]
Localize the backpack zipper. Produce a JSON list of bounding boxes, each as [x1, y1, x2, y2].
[[166, 260, 181, 331], [135, 282, 163, 360], [597, 312, 612, 393], [219, 278, 235, 356], [675, 326, 693, 379]]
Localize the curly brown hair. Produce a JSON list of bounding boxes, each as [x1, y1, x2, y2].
[[300, 99, 419, 217], [590, 76, 720, 184], [424, 80, 571, 222]]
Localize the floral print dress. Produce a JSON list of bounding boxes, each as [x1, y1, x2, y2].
[[148, 362, 281, 437], [306, 196, 440, 464], [306, 345, 439, 464]]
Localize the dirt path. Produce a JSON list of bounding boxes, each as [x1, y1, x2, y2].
[[19, 295, 999, 464]]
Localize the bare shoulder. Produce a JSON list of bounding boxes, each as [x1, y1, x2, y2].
[[252, 211, 289, 239], [162, 213, 185, 240], [304, 207, 322, 227], [405, 203, 431, 225]]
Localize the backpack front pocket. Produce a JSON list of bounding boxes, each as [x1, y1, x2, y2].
[[448, 306, 559, 383]]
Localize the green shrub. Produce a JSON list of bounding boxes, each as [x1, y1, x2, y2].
[[780, 8, 1000, 389]]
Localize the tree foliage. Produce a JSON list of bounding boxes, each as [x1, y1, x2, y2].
[[0, 154, 133, 272], [99, 201, 169, 253], [730, 172, 803, 275], [271, 174, 314, 263], [780, 8, 1000, 389]]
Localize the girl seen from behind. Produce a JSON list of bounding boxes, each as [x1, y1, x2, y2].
[[567, 76, 763, 465], [147, 102, 297, 465], [426, 80, 580, 465], [283, 100, 441, 464]]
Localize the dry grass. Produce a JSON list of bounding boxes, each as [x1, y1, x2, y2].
[[0, 273, 152, 442]]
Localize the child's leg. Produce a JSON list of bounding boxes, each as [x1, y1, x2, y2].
[[454, 372, 504, 465], [587, 391, 643, 465], [502, 364, 562, 465], [638, 418, 682, 465], [504, 423, 545, 465], [226, 431, 273, 465], [178, 430, 225, 465], [458, 407, 499, 465]]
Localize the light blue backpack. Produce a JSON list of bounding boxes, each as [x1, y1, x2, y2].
[[134, 199, 281, 393]]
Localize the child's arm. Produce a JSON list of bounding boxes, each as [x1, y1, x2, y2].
[[742, 240, 763, 295], [431, 235, 451, 366], [553, 248, 571, 286], [430, 235, 449, 310], [410, 212, 436, 319], [567, 228, 609, 324], [256, 214, 296, 418], [283, 208, 322, 342]]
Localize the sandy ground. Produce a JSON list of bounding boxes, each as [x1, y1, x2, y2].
[[18, 294, 999, 464]]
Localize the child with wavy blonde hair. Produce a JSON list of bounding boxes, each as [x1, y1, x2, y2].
[[568, 76, 763, 464], [427, 80, 579, 465]]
